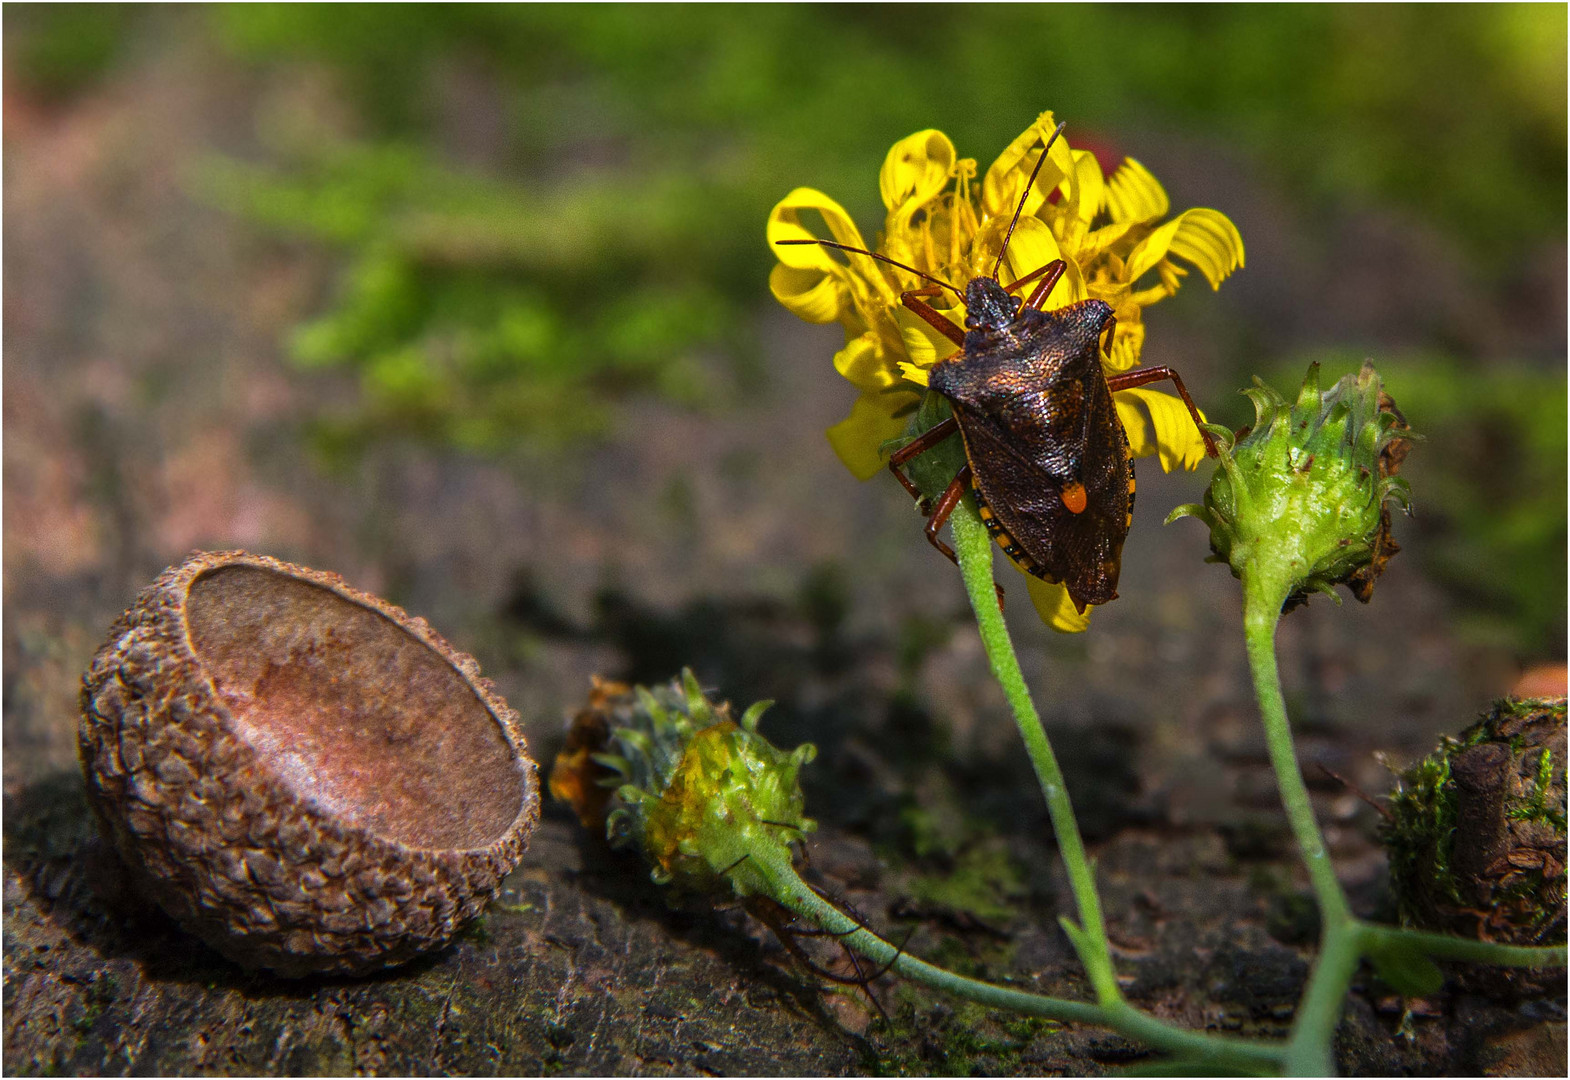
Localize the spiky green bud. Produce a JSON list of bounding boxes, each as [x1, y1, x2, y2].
[[1168, 362, 1414, 610], [549, 670, 816, 900]]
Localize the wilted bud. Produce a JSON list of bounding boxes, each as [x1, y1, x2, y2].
[[1169, 362, 1414, 609], [549, 670, 816, 899], [1382, 697, 1566, 948]]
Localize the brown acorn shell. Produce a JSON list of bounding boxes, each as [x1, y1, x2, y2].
[[78, 550, 540, 977]]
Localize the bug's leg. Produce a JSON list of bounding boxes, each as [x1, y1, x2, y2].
[[1100, 314, 1118, 358], [1104, 365, 1221, 457], [924, 465, 970, 564], [887, 416, 959, 506], [716, 852, 753, 878], [926, 465, 1007, 609], [900, 287, 966, 348], [1005, 260, 1067, 310], [1002, 259, 1062, 296]]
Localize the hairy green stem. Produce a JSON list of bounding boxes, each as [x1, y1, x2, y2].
[[1358, 923, 1567, 966], [1242, 573, 1351, 924], [751, 841, 1285, 1070], [1243, 570, 1360, 1074], [949, 499, 1120, 1001], [1282, 923, 1362, 1076]]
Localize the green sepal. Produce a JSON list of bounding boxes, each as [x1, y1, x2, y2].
[[589, 752, 631, 784], [1164, 502, 1206, 526], [680, 668, 708, 716], [1199, 421, 1237, 452], [739, 699, 773, 732]]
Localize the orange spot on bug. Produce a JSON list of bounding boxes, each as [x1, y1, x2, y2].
[[1060, 481, 1088, 514]]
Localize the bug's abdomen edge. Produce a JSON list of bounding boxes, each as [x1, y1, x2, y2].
[[970, 483, 1060, 583]]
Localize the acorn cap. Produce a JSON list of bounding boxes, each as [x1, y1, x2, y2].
[[79, 551, 540, 976]]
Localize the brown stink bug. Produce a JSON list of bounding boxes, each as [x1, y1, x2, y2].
[[779, 121, 1218, 613]]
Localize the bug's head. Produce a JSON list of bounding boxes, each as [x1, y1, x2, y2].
[[964, 277, 1019, 332]]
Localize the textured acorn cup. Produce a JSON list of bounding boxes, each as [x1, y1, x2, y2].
[[79, 551, 540, 977]]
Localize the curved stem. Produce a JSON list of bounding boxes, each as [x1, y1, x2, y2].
[[949, 499, 1120, 1001], [1360, 923, 1568, 967], [1280, 922, 1361, 1076], [1242, 571, 1361, 1074], [1241, 573, 1351, 925], [751, 843, 1285, 1071]]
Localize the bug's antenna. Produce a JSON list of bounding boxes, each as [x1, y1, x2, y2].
[[990, 120, 1068, 281], [776, 239, 962, 299]]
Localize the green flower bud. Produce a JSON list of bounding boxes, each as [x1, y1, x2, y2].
[[1168, 362, 1414, 609], [549, 670, 816, 900]]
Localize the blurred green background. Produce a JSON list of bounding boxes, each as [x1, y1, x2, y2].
[[8, 3, 1565, 657]]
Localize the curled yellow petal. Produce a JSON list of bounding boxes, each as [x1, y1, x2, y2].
[[1114, 386, 1208, 472], [1054, 257, 1090, 308], [880, 129, 956, 227], [1070, 149, 1105, 225], [1080, 220, 1141, 260], [1124, 208, 1244, 289], [1129, 275, 1180, 310], [769, 263, 844, 325], [768, 187, 875, 272], [1104, 158, 1170, 224], [833, 332, 903, 394], [1164, 208, 1245, 288], [1104, 317, 1145, 372], [826, 389, 920, 480], [894, 304, 959, 375], [1025, 575, 1091, 633], [982, 111, 1072, 219]]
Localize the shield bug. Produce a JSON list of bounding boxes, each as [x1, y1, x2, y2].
[[779, 121, 1218, 613]]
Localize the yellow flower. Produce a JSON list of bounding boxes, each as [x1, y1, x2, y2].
[[768, 112, 1243, 630]]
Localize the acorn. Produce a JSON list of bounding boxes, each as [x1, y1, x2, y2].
[[78, 551, 540, 976]]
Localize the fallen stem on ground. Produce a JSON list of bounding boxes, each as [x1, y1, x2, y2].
[[745, 839, 1286, 1071]]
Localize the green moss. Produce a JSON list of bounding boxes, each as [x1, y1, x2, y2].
[[457, 914, 492, 946], [897, 800, 968, 863], [865, 1000, 1062, 1076], [490, 899, 537, 916], [7, 5, 139, 101], [1508, 748, 1565, 831], [1384, 738, 1466, 918], [69, 985, 111, 1035], [905, 841, 1027, 925]]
